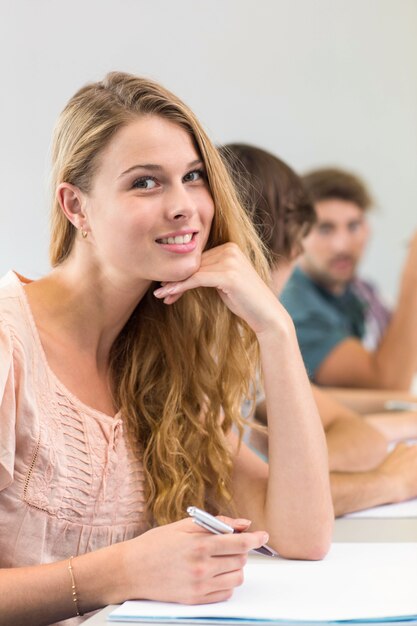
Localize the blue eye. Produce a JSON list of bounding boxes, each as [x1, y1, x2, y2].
[[132, 176, 157, 190], [183, 169, 205, 183]]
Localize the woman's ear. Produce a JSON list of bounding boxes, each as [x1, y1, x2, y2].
[[56, 182, 87, 230]]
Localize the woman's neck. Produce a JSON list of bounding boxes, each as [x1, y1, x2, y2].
[[24, 256, 151, 370]]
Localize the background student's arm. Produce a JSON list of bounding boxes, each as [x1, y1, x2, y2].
[[318, 388, 417, 442], [314, 231, 417, 390], [250, 387, 417, 517], [311, 386, 388, 471], [254, 386, 388, 471], [248, 407, 417, 517], [330, 442, 417, 517]]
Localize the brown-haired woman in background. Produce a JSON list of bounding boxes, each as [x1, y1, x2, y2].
[[220, 142, 417, 518]]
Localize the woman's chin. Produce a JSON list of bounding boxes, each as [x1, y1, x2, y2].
[[157, 259, 201, 284]]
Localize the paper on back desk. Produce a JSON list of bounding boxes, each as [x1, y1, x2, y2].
[[108, 543, 417, 623], [345, 497, 417, 519]]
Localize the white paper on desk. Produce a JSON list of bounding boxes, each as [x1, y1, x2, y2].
[[108, 543, 417, 623], [387, 439, 417, 454], [345, 497, 417, 518]]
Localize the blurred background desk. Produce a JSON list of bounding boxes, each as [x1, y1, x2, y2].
[[333, 516, 417, 542]]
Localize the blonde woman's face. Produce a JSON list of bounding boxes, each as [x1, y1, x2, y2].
[[83, 115, 214, 285]]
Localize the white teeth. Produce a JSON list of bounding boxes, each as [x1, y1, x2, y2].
[[159, 234, 193, 244]]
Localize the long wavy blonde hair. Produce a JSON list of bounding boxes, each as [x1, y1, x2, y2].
[[50, 72, 270, 525]]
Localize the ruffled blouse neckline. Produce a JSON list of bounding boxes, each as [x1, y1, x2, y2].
[[10, 270, 121, 423]]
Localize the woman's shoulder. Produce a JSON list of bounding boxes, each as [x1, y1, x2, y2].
[[0, 269, 26, 303], [0, 270, 35, 352]]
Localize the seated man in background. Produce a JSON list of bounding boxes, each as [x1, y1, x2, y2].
[[220, 143, 417, 517], [280, 168, 417, 391]]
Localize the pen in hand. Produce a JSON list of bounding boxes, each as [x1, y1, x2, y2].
[[187, 506, 278, 557]]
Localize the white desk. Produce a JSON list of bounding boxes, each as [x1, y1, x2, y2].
[[83, 515, 417, 625], [332, 516, 417, 542]]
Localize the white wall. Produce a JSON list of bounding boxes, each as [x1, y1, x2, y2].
[[1, 0, 416, 302]]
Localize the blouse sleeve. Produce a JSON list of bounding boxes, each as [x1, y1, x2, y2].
[[0, 321, 16, 490]]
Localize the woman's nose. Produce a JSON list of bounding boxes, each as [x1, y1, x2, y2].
[[165, 183, 195, 221]]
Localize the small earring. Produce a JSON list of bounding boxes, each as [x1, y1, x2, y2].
[[81, 227, 88, 239]]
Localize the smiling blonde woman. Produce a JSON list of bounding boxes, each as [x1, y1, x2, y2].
[[0, 72, 333, 626]]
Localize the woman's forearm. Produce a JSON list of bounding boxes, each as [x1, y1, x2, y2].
[[257, 318, 333, 559], [0, 543, 124, 626]]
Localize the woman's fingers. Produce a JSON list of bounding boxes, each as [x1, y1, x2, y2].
[[204, 568, 245, 595], [125, 517, 267, 605], [183, 569, 245, 605], [217, 515, 252, 531], [153, 242, 282, 334], [154, 269, 223, 298], [209, 530, 269, 556], [153, 243, 249, 301], [209, 553, 248, 576]]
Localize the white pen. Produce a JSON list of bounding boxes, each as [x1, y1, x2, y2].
[[187, 506, 278, 557]]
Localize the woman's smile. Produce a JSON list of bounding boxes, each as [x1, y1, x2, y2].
[[155, 230, 198, 253]]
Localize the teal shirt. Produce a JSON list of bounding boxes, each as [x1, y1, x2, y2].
[[280, 267, 366, 380]]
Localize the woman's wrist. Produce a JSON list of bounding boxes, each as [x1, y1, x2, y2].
[[73, 541, 129, 610], [255, 308, 296, 346]]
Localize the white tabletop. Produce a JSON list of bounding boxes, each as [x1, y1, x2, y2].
[[82, 515, 417, 625], [82, 381, 417, 625], [332, 515, 417, 542]]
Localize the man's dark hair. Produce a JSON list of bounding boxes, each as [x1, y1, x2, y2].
[[302, 168, 373, 211]]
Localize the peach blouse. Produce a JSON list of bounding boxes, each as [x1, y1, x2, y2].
[[0, 271, 149, 624]]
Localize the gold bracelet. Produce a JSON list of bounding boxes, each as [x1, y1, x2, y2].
[[68, 556, 83, 616]]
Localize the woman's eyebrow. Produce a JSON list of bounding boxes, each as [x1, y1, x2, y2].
[[119, 159, 203, 179], [118, 163, 162, 178]]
